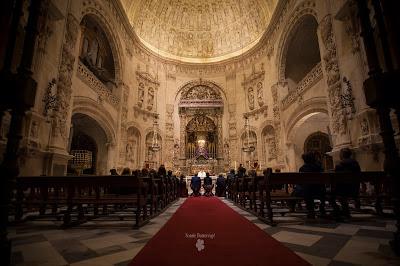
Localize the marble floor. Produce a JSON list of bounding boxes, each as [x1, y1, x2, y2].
[[9, 197, 400, 266]]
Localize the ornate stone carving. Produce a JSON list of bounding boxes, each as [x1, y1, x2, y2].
[[271, 83, 281, 120], [242, 64, 266, 116], [179, 79, 223, 108], [118, 84, 129, 165], [137, 82, 145, 107], [135, 65, 159, 114], [248, 87, 255, 110], [257, 82, 264, 107], [319, 15, 347, 135], [53, 14, 79, 138], [186, 115, 216, 132]]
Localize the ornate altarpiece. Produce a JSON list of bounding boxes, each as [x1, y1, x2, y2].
[[178, 80, 224, 175]]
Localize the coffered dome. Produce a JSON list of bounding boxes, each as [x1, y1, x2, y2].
[[120, 0, 278, 63]]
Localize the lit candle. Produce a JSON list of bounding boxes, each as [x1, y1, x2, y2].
[[234, 161, 237, 170]]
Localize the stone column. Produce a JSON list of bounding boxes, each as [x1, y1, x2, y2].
[[317, 15, 352, 150]]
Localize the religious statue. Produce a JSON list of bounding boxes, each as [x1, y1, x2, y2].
[[126, 142, 134, 162], [248, 87, 255, 110], [147, 87, 155, 110], [138, 82, 144, 107], [257, 82, 264, 107], [195, 139, 209, 159]]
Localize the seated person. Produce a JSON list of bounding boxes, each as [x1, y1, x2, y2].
[[216, 174, 226, 197], [203, 172, 214, 197], [333, 148, 361, 218], [190, 174, 201, 196], [290, 152, 326, 219]]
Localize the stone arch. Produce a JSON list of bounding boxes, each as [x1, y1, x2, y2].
[[286, 97, 328, 142], [276, 1, 318, 82], [72, 97, 117, 145], [79, 6, 124, 83]]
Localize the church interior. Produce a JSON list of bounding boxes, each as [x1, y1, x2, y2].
[[1, 0, 400, 265]]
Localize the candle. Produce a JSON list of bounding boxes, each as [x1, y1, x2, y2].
[[234, 161, 237, 170]]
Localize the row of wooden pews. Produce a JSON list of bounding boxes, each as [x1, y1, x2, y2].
[[227, 168, 393, 225], [10, 173, 179, 228]]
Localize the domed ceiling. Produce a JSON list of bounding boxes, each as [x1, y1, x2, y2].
[[120, 0, 278, 63]]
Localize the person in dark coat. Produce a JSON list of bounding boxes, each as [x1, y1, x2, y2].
[[179, 175, 188, 197], [333, 148, 361, 218], [203, 172, 214, 196], [293, 152, 326, 219], [190, 174, 201, 196], [216, 174, 226, 197]]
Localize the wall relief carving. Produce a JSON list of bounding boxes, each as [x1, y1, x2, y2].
[[319, 15, 347, 135], [242, 64, 267, 119], [135, 65, 159, 119], [53, 14, 79, 138]]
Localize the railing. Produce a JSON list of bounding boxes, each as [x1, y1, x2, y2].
[[77, 61, 120, 108], [281, 62, 323, 110]]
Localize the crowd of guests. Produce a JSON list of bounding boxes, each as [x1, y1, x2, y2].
[[110, 147, 362, 220], [108, 165, 187, 196]]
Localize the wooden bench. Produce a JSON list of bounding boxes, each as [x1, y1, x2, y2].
[[13, 175, 152, 228], [258, 168, 389, 225]]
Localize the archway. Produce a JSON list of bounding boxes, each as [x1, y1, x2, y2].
[[287, 111, 331, 171], [279, 14, 321, 94], [68, 113, 109, 175], [304, 132, 333, 171]]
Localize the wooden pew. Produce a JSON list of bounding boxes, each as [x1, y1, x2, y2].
[[13, 175, 150, 228], [259, 168, 389, 225]]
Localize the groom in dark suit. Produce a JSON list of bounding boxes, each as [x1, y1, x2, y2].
[[190, 174, 201, 196]]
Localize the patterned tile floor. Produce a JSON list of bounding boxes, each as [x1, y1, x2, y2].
[[9, 198, 400, 266]]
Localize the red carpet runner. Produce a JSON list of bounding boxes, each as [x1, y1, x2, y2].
[[130, 197, 309, 266]]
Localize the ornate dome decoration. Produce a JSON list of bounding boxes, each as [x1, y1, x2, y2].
[[120, 0, 278, 63]]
